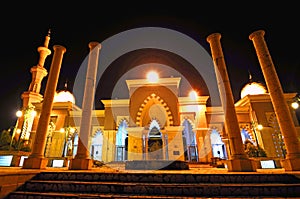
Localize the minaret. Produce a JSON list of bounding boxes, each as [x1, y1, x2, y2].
[[21, 30, 51, 107], [23, 44, 66, 169], [12, 31, 52, 147]]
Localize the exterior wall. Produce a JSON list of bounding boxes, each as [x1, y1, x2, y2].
[[197, 129, 212, 163], [102, 130, 116, 162], [127, 127, 144, 160], [16, 74, 300, 166], [129, 86, 180, 126], [164, 126, 185, 161]]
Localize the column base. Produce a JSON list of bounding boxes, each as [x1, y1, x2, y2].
[[281, 158, 300, 171], [226, 159, 255, 172], [69, 158, 93, 170], [22, 157, 48, 169]]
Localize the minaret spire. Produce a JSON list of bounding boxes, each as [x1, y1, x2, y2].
[[64, 79, 68, 90], [28, 30, 51, 94], [37, 29, 51, 68], [21, 30, 52, 107], [43, 29, 51, 48], [248, 69, 253, 83]]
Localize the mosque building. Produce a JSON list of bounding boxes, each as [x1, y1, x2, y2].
[[8, 29, 300, 171]]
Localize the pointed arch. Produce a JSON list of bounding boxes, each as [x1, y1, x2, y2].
[[136, 93, 173, 128], [115, 119, 128, 161], [90, 129, 104, 161], [182, 119, 198, 162], [209, 127, 227, 159], [147, 119, 163, 160], [116, 117, 129, 130], [181, 117, 195, 130], [239, 124, 255, 144], [239, 124, 254, 144]]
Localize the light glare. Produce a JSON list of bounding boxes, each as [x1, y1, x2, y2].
[[189, 90, 198, 100], [147, 71, 159, 83], [291, 101, 299, 109], [16, 110, 22, 118]]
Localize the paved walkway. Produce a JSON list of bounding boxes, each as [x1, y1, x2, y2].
[[1, 164, 300, 199], [1, 163, 300, 175]]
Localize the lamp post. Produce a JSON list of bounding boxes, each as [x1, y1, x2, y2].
[[10, 110, 23, 149]]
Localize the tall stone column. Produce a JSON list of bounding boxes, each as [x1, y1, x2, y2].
[[249, 30, 300, 171], [69, 41, 101, 170], [22, 45, 66, 169], [207, 33, 254, 171]]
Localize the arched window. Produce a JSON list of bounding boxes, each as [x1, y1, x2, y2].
[[91, 130, 103, 161], [241, 129, 252, 144], [115, 120, 128, 161], [182, 119, 198, 162], [210, 129, 227, 159], [73, 133, 79, 157]]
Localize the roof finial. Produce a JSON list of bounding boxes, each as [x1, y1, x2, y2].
[[248, 69, 253, 83], [47, 29, 51, 36], [64, 80, 68, 90], [44, 28, 51, 48]]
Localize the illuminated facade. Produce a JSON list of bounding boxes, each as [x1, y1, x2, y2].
[[12, 31, 300, 169]]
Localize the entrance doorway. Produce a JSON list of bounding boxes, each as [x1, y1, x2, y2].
[[147, 123, 163, 160]]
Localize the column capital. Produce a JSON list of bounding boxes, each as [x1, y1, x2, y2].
[[206, 32, 221, 43], [53, 45, 66, 53], [89, 41, 101, 50], [249, 29, 265, 40]]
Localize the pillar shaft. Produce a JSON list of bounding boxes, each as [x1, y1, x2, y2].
[[207, 33, 248, 159], [249, 30, 300, 160], [23, 45, 66, 169], [69, 42, 101, 170]]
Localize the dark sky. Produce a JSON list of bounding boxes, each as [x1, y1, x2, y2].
[[0, 3, 299, 130]]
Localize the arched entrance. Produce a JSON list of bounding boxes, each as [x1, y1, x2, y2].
[[148, 120, 163, 160]]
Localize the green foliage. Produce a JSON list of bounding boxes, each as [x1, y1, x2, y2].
[[0, 128, 31, 152], [19, 145, 31, 152], [244, 139, 267, 157], [0, 128, 12, 149]]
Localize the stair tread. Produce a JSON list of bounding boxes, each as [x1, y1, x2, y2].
[[26, 180, 300, 186], [8, 191, 195, 199], [8, 190, 300, 198]]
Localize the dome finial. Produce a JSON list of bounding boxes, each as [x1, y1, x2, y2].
[[248, 69, 253, 83], [47, 28, 51, 37], [64, 80, 68, 90]]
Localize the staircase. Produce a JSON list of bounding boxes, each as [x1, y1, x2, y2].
[[4, 170, 300, 198]]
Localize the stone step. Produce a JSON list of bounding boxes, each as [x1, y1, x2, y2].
[[7, 182, 300, 198], [7, 191, 270, 199], [4, 172, 300, 198], [31, 172, 300, 184]]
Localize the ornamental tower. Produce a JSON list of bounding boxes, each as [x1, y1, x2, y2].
[[21, 29, 51, 107]]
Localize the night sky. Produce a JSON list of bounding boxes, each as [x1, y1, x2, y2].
[[0, 3, 299, 130]]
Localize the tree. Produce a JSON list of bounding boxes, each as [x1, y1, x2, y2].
[[0, 128, 12, 150], [244, 139, 267, 157]]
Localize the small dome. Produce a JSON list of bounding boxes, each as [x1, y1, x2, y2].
[[54, 90, 75, 104], [240, 81, 267, 99]]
